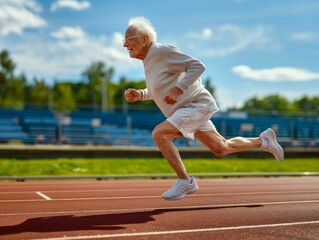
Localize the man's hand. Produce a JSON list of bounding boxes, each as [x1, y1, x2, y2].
[[163, 87, 183, 105], [124, 88, 142, 103]]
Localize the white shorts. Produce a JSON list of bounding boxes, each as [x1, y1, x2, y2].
[[167, 105, 217, 140]]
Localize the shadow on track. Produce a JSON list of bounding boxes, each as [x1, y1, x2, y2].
[[0, 204, 263, 235]]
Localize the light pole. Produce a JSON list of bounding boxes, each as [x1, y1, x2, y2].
[[101, 75, 107, 112]]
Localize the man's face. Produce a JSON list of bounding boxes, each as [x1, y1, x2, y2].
[[123, 27, 144, 59]]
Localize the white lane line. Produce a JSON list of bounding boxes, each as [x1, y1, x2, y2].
[[1, 199, 319, 216], [0, 188, 170, 194], [33, 220, 319, 240], [0, 195, 160, 203], [0, 191, 319, 203], [36, 192, 52, 201], [2, 190, 319, 203], [1, 189, 319, 194]]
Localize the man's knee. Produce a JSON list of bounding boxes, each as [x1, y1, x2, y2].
[[152, 126, 167, 144], [152, 124, 180, 144], [152, 127, 160, 141]]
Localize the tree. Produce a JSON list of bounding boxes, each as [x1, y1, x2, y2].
[[204, 77, 216, 96], [25, 78, 51, 109], [0, 50, 26, 108], [204, 77, 218, 106], [240, 96, 263, 111], [52, 82, 76, 112], [240, 94, 290, 113], [82, 61, 114, 111], [0, 50, 15, 84], [2, 50, 318, 114], [70, 81, 91, 110], [292, 96, 319, 114]]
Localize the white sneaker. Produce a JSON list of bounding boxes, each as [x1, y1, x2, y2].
[[162, 176, 199, 200], [260, 128, 284, 161]]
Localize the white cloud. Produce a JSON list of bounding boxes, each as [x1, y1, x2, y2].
[[51, 26, 86, 39], [185, 24, 279, 57], [291, 32, 319, 42], [232, 65, 319, 82], [186, 27, 213, 40], [4, 27, 138, 81], [51, 0, 91, 12], [0, 0, 46, 36], [202, 28, 213, 39]]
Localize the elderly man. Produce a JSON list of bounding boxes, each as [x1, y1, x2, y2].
[[123, 17, 284, 200]]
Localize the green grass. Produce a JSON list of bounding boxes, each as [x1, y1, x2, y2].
[[0, 158, 318, 176]]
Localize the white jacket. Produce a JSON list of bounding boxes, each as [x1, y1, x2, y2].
[[141, 42, 219, 117]]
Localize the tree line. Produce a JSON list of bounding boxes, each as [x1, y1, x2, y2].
[[0, 49, 318, 114]]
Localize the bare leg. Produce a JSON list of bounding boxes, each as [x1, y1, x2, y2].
[[152, 121, 188, 179], [195, 130, 262, 157]]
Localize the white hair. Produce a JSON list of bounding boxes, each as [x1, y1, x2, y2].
[[128, 16, 157, 42]]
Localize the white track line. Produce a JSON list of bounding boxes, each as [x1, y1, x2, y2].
[[33, 220, 319, 240], [1, 189, 319, 194], [2, 190, 319, 203], [35, 192, 52, 201], [0, 188, 168, 194], [1, 199, 319, 216]]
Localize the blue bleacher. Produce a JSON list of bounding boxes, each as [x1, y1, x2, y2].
[[0, 117, 28, 142], [21, 117, 58, 144], [93, 125, 155, 146], [313, 124, 319, 139], [0, 109, 57, 144], [0, 108, 318, 147], [294, 119, 315, 140], [61, 118, 112, 145]]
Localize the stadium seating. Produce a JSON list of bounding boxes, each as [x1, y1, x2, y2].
[[0, 109, 57, 144], [0, 117, 27, 143], [21, 117, 58, 144], [0, 108, 317, 147]]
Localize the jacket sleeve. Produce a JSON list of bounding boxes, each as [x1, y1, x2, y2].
[[139, 88, 152, 101], [166, 48, 206, 92]]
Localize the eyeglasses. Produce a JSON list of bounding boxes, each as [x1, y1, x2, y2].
[[122, 35, 142, 43]]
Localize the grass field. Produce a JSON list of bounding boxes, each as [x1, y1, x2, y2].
[[0, 158, 318, 176]]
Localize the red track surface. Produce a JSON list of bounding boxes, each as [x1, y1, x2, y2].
[[1, 177, 319, 240]]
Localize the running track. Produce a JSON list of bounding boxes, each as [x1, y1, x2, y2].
[[1, 177, 319, 240]]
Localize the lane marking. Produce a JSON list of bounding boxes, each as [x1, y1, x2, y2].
[[33, 220, 319, 240], [2, 190, 319, 203], [1, 199, 319, 216], [1, 189, 319, 194], [0, 188, 169, 194], [0, 195, 160, 203], [36, 192, 52, 201]]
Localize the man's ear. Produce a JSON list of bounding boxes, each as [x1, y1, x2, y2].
[[143, 35, 149, 44]]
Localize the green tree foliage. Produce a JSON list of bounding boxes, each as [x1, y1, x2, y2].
[[70, 81, 90, 109], [0, 50, 26, 108], [82, 61, 114, 111], [241, 94, 290, 113], [292, 96, 319, 114], [25, 78, 50, 109], [0, 49, 318, 114], [0, 50, 15, 82], [52, 82, 77, 112], [204, 77, 216, 95]]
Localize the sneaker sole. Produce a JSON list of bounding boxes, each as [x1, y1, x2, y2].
[[266, 129, 284, 161], [162, 186, 199, 201]]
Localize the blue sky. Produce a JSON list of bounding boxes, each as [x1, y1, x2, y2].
[[0, 0, 318, 110]]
